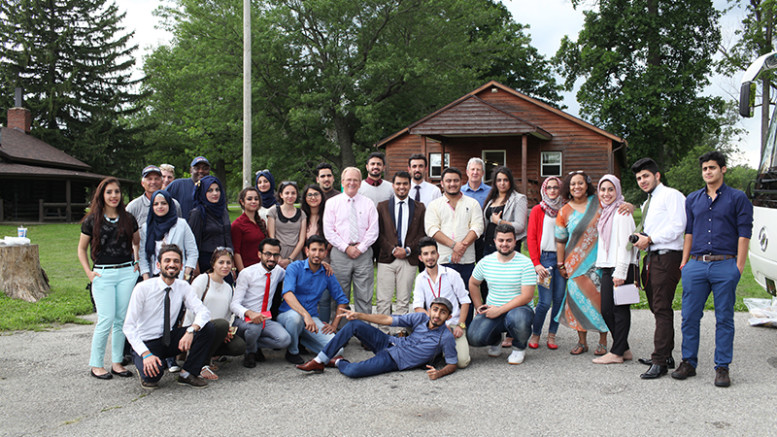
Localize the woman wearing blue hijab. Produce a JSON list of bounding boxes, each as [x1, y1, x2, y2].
[[255, 169, 278, 221], [188, 175, 233, 276], [138, 190, 198, 281]]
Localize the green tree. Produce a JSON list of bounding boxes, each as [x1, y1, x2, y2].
[[555, 0, 724, 174], [141, 0, 562, 189], [0, 0, 145, 176]]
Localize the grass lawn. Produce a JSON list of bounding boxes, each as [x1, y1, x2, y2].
[[1, 206, 772, 330]]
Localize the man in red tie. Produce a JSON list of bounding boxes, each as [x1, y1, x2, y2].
[[230, 238, 292, 368]]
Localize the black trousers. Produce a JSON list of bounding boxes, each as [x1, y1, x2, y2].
[[132, 321, 215, 382], [642, 251, 682, 363], [600, 266, 636, 356]]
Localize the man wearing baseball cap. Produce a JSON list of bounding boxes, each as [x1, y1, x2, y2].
[[166, 156, 211, 220], [296, 297, 458, 380], [127, 165, 183, 224]]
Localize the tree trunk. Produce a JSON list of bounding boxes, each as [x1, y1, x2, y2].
[[0, 245, 50, 302], [334, 113, 356, 168]]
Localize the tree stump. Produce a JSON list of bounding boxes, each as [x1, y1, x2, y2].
[[0, 244, 50, 302]]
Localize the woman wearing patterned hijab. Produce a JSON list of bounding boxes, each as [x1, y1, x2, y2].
[[188, 175, 233, 277], [526, 177, 566, 350], [593, 174, 638, 364]]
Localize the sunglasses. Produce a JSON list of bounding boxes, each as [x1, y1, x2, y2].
[[215, 246, 234, 255]]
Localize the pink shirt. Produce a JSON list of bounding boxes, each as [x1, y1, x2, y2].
[[323, 193, 379, 253]]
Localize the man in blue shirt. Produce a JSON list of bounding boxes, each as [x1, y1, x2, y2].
[[297, 297, 458, 380], [672, 151, 753, 388], [166, 156, 210, 220], [277, 235, 350, 364]]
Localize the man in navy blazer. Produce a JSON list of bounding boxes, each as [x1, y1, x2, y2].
[[375, 171, 426, 333]]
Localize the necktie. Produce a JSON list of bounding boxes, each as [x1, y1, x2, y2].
[[349, 198, 359, 243], [162, 286, 172, 346], [397, 201, 404, 248], [261, 272, 271, 328], [627, 193, 652, 250], [414, 185, 421, 202]]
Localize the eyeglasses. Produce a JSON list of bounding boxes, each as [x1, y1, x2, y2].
[[281, 180, 298, 187], [255, 169, 270, 176], [568, 170, 584, 175], [215, 246, 234, 255], [262, 252, 281, 258], [306, 192, 321, 198], [545, 186, 560, 190]]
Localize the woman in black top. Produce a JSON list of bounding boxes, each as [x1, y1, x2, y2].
[[188, 175, 233, 277], [77, 177, 139, 380]]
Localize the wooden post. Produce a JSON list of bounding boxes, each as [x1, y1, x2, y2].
[[66, 180, 72, 222], [521, 135, 528, 195], [0, 197, 4, 222], [38, 199, 44, 223], [0, 244, 50, 302]]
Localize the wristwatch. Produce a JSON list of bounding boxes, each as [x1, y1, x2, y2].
[[458, 322, 466, 329], [186, 326, 196, 334]]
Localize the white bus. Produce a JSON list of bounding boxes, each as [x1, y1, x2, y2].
[[740, 52, 777, 296]]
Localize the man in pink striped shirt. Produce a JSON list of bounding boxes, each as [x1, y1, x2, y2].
[[323, 167, 379, 317]]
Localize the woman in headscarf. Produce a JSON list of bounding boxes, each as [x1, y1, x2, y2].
[[139, 190, 198, 281], [526, 176, 566, 350], [255, 169, 278, 221], [592, 174, 638, 364], [188, 175, 233, 277]]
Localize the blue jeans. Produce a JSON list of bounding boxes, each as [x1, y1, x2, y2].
[[467, 305, 534, 349], [680, 258, 740, 369], [277, 310, 334, 355], [89, 265, 138, 367], [318, 320, 399, 378], [532, 251, 566, 336]]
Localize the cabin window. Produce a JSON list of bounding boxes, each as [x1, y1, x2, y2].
[[482, 150, 506, 182], [541, 151, 562, 176], [429, 153, 450, 178]]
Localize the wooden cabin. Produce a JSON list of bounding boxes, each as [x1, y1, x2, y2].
[[376, 81, 627, 205]]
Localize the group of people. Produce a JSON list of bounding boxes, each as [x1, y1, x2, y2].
[[78, 149, 753, 388]]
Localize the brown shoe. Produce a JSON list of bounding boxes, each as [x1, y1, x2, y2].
[[671, 361, 696, 380], [177, 374, 208, 388], [296, 359, 325, 373], [714, 367, 731, 387], [327, 355, 344, 368]]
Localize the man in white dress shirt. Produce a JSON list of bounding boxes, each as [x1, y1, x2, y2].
[[630, 158, 687, 380], [231, 238, 292, 368], [408, 153, 442, 206], [412, 237, 471, 368], [123, 244, 214, 389]]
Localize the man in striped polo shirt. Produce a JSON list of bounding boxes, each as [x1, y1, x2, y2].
[[467, 223, 536, 365]]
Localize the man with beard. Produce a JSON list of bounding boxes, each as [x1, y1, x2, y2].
[[407, 153, 441, 206], [358, 151, 393, 206], [123, 244, 214, 389], [166, 156, 211, 220], [231, 238, 292, 368], [315, 162, 339, 201], [412, 237, 471, 368], [296, 297, 458, 380], [467, 224, 536, 365], [277, 235, 350, 364], [424, 166, 484, 320]]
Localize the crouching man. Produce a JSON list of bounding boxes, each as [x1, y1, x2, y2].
[[123, 244, 214, 389], [296, 297, 458, 380]]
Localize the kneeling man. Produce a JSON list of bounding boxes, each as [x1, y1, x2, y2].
[[467, 223, 536, 365], [124, 244, 214, 388], [297, 297, 458, 380]]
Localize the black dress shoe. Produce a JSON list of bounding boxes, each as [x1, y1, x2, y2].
[[110, 368, 133, 378], [638, 357, 675, 369], [243, 352, 257, 368], [640, 364, 667, 379], [256, 349, 266, 362], [90, 369, 113, 380], [285, 351, 304, 365]]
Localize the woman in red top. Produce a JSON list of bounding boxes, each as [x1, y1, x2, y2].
[[526, 176, 566, 350], [231, 187, 268, 272]]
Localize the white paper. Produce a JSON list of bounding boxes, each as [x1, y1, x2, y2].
[[613, 283, 640, 305]]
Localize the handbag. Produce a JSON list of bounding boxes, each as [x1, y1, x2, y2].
[[613, 283, 640, 305]]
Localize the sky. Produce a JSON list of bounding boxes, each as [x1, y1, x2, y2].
[[116, 0, 761, 167]]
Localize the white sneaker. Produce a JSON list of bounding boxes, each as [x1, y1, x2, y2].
[[168, 364, 181, 373], [508, 349, 525, 365], [488, 344, 502, 357]]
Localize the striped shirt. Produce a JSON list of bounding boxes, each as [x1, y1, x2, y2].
[[472, 252, 536, 308]]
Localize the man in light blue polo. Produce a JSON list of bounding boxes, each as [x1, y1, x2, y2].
[[467, 223, 536, 365], [277, 235, 350, 365], [461, 157, 491, 208]]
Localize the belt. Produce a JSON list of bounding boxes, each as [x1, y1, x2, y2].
[[690, 254, 735, 262], [94, 261, 136, 269]]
